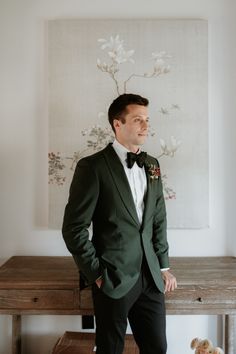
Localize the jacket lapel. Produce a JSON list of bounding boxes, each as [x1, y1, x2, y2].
[[103, 144, 140, 227], [141, 163, 156, 229]]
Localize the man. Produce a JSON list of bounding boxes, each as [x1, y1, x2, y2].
[[62, 93, 177, 354]]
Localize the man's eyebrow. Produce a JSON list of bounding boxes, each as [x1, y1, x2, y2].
[[132, 115, 150, 119]]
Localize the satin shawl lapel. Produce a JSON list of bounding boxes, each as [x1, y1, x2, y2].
[[141, 164, 156, 229], [103, 144, 140, 227]]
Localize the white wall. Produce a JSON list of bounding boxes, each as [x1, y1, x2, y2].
[[0, 0, 236, 353], [223, 1, 236, 257]]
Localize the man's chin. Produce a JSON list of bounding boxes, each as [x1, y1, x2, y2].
[[137, 137, 147, 145]]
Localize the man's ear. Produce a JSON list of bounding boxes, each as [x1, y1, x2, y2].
[[113, 119, 121, 131]]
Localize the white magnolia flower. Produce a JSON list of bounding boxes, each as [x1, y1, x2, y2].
[[108, 49, 135, 64], [151, 51, 171, 75], [97, 35, 135, 65], [151, 51, 172, 60], [160, 136, 181, 157], [98, 35, 124, 51], [97, 58, 109, 70]]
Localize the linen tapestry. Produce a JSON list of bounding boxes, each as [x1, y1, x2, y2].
[[48, 19, 208, 229]]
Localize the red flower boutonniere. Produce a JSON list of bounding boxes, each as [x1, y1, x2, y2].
[[147, 164, 161, 181]]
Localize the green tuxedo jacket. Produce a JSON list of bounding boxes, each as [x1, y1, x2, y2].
[[62, 143, 169, 299]]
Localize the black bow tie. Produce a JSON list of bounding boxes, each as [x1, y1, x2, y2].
[[126, 151, 147, 168]]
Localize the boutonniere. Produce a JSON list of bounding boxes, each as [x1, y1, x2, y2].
[[146, 163, 161, 181]]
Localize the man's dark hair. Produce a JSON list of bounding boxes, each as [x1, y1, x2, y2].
[[108, 93, 149, 132]]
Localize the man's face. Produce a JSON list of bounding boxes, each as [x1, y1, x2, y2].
[[114, 104, 149, 151]]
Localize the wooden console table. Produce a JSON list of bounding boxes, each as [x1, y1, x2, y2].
[[0, 256, 235, 354]]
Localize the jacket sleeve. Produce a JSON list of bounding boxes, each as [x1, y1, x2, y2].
[[62, 158, 102, 285], [152, 161, 169, 269]]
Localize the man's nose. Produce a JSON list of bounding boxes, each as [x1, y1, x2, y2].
[[142, 120, 148, 129]]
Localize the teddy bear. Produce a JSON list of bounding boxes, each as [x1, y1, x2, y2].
[[190, 337, 224, 354]]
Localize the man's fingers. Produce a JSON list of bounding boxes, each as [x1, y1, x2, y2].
[[162, 271, 177, 293]]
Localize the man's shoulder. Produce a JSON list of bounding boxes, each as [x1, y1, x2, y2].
[[78, 144, 112, 165], [146, 153, 160, 167]]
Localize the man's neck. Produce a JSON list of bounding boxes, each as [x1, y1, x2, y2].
[[115, 138, 140, 153]]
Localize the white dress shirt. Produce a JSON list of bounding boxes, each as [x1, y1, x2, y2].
[[112, 139, 147, 224]]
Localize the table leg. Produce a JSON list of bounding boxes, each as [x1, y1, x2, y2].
[[12, 315, 21, 354], [225, 315, 235, 354]]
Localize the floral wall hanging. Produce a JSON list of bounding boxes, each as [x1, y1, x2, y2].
[[48, 19, 208, 229]]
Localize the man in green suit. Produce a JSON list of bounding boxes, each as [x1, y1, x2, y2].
[[62, 93, 177, 354]]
